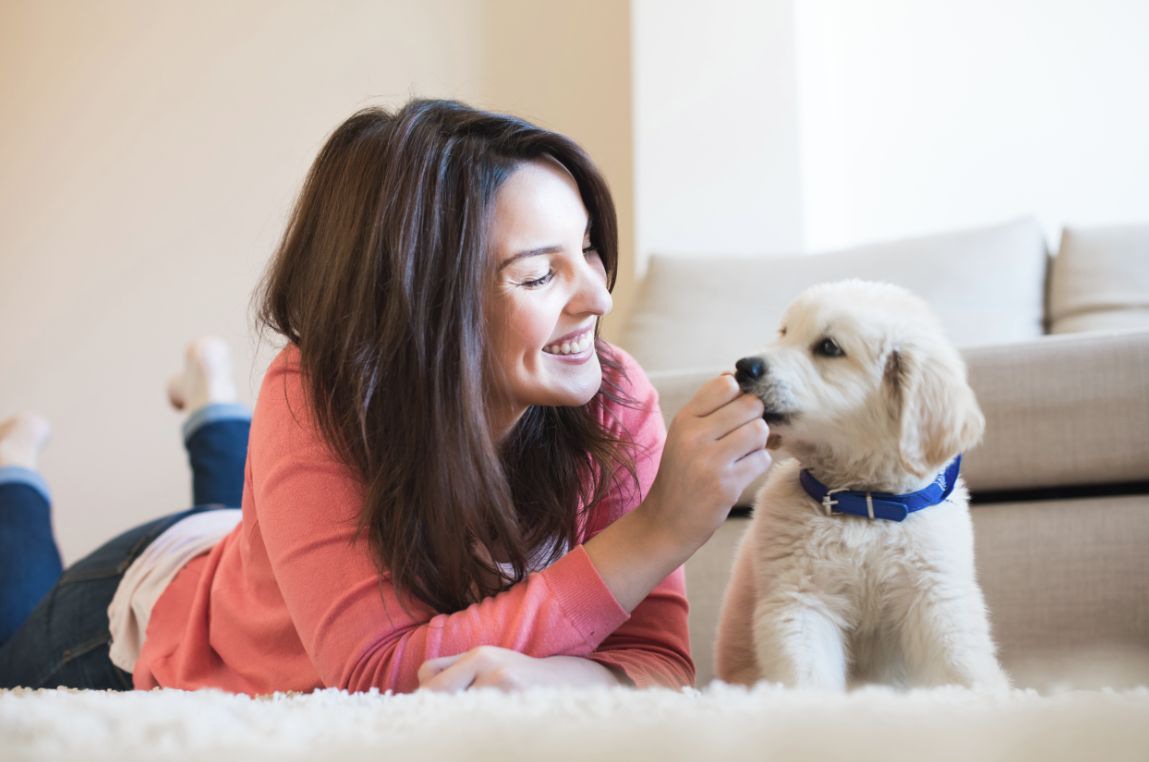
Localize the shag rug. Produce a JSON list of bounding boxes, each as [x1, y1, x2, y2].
[[3, 683, 1148, 761]]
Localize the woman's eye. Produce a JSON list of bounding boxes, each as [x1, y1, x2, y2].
[[582, 245, 599, 258], [814, 337, 844, 357], [520, 270, 555, 288]]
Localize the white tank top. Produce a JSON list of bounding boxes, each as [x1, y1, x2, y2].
[[106, 509, 242, 673]]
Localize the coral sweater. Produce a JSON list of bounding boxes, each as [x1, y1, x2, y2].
[[134, 343, 693, 694]]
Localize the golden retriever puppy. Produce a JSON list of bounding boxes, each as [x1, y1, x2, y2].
[[714, 280, 1008, 690]]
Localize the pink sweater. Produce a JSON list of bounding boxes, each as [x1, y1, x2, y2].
[[134, 343, 693, 694]]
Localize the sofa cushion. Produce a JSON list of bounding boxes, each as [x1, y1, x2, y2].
[[1049, 223, 1149, 334], [620, 217, 1049, 373], [961, 329, 1149, 491], [971, 493, 1149, 690]]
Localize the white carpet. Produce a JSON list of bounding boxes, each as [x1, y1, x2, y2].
[[3, 683, 1148, 762]]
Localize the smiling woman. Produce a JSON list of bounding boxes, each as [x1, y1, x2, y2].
[[0, 99, 771, 695], [486, 159, 615, 436]]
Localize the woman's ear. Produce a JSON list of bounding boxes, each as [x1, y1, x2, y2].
[[884, 342, 985, 479]]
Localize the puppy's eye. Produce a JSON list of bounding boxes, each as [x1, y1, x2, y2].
[[813, 337, 845, 358]]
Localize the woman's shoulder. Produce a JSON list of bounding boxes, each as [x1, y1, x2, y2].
[[257, 343, 303, 387], [269, 341, 302, 370], [252, 342, 311, 423]]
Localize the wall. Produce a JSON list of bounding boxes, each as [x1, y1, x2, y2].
[[633, 0, 1149, 261], [792, 0, 1149, 251], [632, 0, 803, 268], [0, 0, 632, 564]]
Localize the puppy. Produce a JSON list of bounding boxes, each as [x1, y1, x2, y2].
[[714, 280, 1008, 690]]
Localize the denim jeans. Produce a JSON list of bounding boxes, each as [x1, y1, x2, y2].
[[0, 403, 250, 689]]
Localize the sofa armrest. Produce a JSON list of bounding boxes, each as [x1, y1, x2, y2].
[[963, 328, 1149, 492], [647, 329, 1149, 502]]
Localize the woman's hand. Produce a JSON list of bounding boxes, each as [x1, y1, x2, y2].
[[584, 373, 770, 613], [643, 373, 770, 552], [417, 646, 621, 692]]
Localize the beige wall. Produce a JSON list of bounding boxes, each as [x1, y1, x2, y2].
[[632, 0, 803, 268], [631, 1, 1149, 263], [793, 0, 1149, 251], [0, 0, 633, 564]]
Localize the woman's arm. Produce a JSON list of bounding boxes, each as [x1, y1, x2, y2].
[[583, 370, 767, 612], [574, 349, 767, 689]]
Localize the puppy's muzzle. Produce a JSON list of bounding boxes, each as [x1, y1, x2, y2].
[[734, 356, 766, 392], [735, 354, 791, 425]]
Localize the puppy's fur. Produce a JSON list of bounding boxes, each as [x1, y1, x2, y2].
[[714, 280, 1008, 690]]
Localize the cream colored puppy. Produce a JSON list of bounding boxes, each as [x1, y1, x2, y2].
[[715, 280, 1008, 690]]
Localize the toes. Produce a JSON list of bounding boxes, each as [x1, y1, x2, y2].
[[187, 336, 232, 372], [0, 412, 52, 444], [169, 336, 237, 413], [167, 374, 187, 411], [0, 412, 52, 469]]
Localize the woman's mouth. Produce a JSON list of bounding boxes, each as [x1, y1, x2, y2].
[[543, 328, 594, 356]]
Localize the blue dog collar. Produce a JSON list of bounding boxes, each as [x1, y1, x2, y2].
[[798, 456, 963, 522]]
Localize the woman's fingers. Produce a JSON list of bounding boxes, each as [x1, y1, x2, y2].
[[709, 394, 766, 441], [734, 446, 772, 476], [720, 414, 770, 456], [419, 656, 477, 693], [417, 653, 465, 687], [679, 375, 765, 442], [681, 374, 743, 418]]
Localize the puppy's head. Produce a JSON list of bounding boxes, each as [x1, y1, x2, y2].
[[734, 280, 984, 486]]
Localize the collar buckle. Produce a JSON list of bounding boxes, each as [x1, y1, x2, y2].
[[821, 489, 843, 517]]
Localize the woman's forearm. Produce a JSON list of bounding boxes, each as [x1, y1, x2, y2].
[[582, 500, 696, 613]]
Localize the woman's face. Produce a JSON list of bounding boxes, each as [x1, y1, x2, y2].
[[486, 159, 613, 437]]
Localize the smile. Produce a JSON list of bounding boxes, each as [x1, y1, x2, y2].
[[543, 329, 594, 356]]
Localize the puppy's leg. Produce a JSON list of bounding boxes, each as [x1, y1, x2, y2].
[[715, 526, 763, 685], [897, 581, 1009, 690], [753, 593, 849, 690]]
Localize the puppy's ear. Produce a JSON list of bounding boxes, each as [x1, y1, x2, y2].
[[884, 343, 985, 478]]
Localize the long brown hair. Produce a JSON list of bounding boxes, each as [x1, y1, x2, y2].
[[256, 100, 636, 614]]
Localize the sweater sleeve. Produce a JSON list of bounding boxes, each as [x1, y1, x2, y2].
[[581, 347, 695, 689], [251, 348, 631, 694]]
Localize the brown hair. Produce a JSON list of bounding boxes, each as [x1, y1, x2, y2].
[[256, 100, 635, 614]]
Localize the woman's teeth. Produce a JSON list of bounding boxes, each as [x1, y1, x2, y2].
[[543, 330, 594, 356]]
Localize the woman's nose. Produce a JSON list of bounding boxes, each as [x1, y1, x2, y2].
[[572, 259, 613, 316]]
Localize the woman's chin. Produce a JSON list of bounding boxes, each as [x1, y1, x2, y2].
[[552, 377, 604, 409]]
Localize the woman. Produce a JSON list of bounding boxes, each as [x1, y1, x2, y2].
[[0, 99, 770, 694]]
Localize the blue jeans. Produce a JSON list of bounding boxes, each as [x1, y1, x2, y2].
[[0, 403, 250, 689]]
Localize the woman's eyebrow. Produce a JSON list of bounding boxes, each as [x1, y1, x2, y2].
[[498, 245, 562, 272], [497, 222, 592, 271]]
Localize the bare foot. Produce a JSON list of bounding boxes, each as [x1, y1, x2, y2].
[[0, 412, 52, 471], [166, 337, 238, 414]]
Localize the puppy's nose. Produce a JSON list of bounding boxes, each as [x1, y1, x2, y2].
[[734, 356, 767, 387]]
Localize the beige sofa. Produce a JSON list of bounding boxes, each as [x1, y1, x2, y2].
[[617, 217, 1149, 689]]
